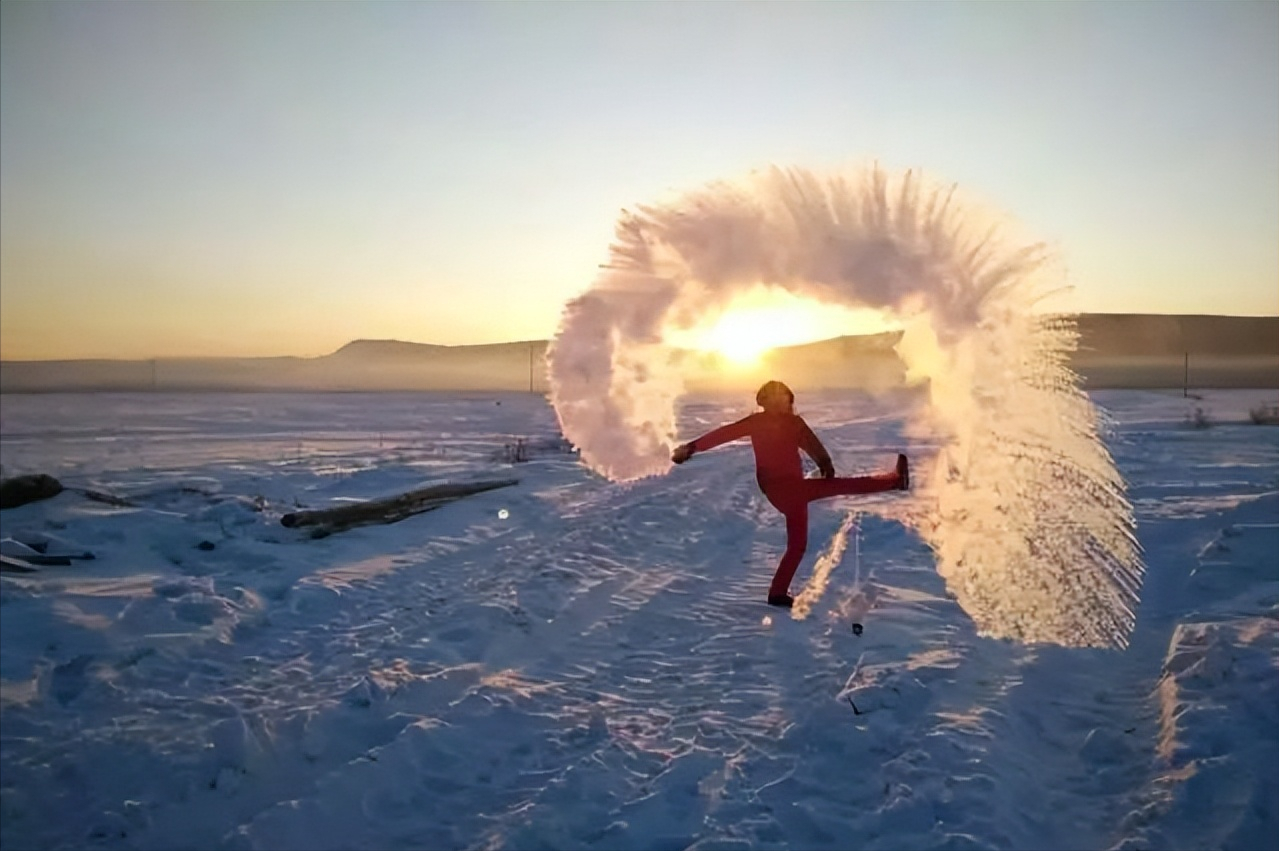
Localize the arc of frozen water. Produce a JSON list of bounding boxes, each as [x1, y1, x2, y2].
[[547, 164, 1143, 649]]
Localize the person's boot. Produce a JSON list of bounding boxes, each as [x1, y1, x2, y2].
[[767, 593, 794, 608], [896, 453, 910, 491]]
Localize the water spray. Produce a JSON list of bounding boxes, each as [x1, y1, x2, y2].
[[547, 164, 1143, 649]]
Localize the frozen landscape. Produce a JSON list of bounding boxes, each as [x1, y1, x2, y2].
[[1, 386, 1276, 851], [3, 3, 1276, 848]]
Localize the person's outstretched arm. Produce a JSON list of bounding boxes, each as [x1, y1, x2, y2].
[[672, 414, 756, 464], [797, 417, 835, 478]]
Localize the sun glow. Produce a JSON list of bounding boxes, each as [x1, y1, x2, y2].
[[670, 288, 896, 366], [703, 311, 791, 364]]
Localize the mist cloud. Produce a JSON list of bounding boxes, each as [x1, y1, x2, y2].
[[547, 164, 1143, 648]]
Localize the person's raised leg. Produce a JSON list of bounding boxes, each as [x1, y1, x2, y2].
[[800, 454, 908, 502]]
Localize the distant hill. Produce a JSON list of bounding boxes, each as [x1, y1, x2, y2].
[[1, 314, 1275, 393], [330, 339, 449, 358], [1069, 314, 1278, 389], [1074, 314, 1277, 357]]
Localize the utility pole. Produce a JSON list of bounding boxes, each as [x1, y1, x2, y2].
[[529, 343, 534, 393]]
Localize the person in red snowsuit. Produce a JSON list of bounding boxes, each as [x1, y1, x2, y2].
[[671, 380, 909, 608]]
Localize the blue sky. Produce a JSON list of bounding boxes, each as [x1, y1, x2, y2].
[[2, 1, 1275, 359]]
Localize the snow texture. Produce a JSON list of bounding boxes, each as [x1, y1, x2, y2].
[[1, 388, 1274, 851]]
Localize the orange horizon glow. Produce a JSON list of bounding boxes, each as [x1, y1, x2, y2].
[[2, 3, 1275, 363], [665, 288, 901, 368], [4, 302, 1279, 362]]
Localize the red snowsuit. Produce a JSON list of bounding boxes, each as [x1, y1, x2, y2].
[[688, 411, 899, 598]]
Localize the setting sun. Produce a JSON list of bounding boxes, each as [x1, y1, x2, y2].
[[703, 311, 789, 364], [670, 288, 897, 366]]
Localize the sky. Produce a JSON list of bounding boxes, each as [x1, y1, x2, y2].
[[1, 1, 1276, 361]]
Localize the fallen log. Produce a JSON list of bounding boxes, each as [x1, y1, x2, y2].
[[0, 555, 40, 573], [1, 537, 94, 565], [74, 488, 136, 508], [15, 553, 74, 566], [280, 479, 518, 537]]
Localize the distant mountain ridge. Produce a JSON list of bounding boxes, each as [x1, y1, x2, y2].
[[2, 314, 1275, 392], [323, 314, 1279, 360], [330, 338, 547, 360], [1072, 314, 1277, 357], [331, 339, 449, 358]]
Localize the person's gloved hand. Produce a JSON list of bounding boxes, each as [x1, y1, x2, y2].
[[671, 443, 695, 464]]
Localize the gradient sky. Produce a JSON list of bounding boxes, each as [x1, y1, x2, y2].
[[2, 1, 1276, 360]]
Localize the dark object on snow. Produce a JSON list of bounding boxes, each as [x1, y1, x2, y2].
[[503, 438, 528, 463], [17, 553, 73, 566], [280, 479, 519, 538], [0, 555, 40, 573], [0, 474, 63, 509], [2, 537, 94, 566], [1250, 404, 1279, 425], [196, 540, 216, 551], [852, 622, 864, 636], [75, 488, 135, 507]]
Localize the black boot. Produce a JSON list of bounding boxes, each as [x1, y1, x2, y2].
[[896, 453, 910, 491], [767, 593, 794, 609]]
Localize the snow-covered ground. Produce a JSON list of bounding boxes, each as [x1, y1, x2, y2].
[[1, 388, 1275, 851]]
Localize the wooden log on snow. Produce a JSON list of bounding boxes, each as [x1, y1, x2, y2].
[[0, 555, 40, 573], [74, 488, 136, 508], [279, 479, 518, 535]]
